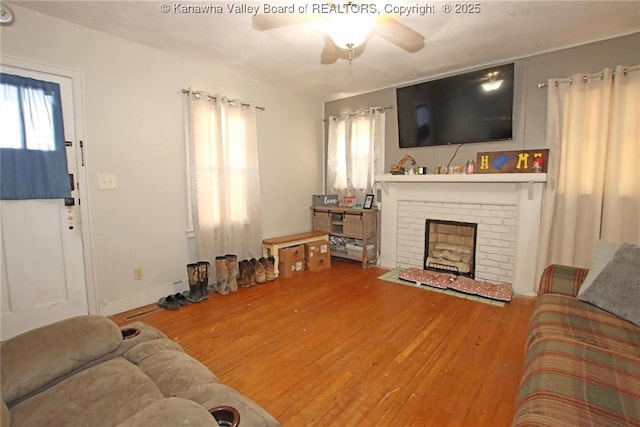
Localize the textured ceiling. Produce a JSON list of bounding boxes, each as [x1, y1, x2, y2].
[[10, 0, 640, 100]]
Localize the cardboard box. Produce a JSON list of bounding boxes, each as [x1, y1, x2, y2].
[[279, 259, 305, 279], [307, 252, 331, 271], [278, 245, 305, 264], [304, 240, 330, 258], [304, 240, 331, 271], [305, 240, 331, 271]]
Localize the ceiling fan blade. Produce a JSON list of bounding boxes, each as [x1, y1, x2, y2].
[[252, 13, 316, 31], [373, 16, 425, 52], [320, 37, 339, 65]]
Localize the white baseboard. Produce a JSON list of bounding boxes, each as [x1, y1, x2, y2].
[[97, 281, 187, 317]]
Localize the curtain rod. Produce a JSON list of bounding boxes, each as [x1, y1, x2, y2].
[[181, 88, 266, 111], [323, 105, 394, 122], [537, 65, 639, 88]]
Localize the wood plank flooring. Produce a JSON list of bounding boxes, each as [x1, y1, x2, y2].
[[110, 259, 536, 427]]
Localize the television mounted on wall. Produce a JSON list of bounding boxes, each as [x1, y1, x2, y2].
[[396, 63, 514, 148]]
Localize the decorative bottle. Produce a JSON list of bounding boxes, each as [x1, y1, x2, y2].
[[465, 160, 475, 174]]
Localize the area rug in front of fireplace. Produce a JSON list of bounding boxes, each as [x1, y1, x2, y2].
[[378, 269, 510, 306]]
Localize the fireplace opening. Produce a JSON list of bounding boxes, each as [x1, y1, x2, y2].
[[424, 219, 478, 279]]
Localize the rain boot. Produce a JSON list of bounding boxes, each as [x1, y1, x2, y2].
[[254, 258, 266, 284], [262, 256, 276, 282], [198, 261, 210, 300], [241, 260, 254, 287], [215, 256, 230, 295], [237, 260, 247, 287], [226, 254, 238, 292], [248, 258, 257, 286], [186, 263, 202, 303]]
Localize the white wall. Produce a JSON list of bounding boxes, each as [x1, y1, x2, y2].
[[1, 5, 323, 315]]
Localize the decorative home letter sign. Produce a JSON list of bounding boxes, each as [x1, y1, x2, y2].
[[312, 194, 339, 207], [476, 149, 549, 174]]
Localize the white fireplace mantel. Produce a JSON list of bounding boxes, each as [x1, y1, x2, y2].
[[375, 172, 547, 184], [375, 173, 547, 296]]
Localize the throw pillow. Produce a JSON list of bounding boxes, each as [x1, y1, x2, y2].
[[576, 240, 621, 297], [577, 243, 640, 326]]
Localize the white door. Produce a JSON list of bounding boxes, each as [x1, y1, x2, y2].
[[1, 65, 89, 340]]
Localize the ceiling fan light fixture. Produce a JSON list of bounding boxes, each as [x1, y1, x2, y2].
[[481, 71, 504, 92], [324, 13, 376, 50], [481, 80, 503, 92], [0, 2, 15, 25]]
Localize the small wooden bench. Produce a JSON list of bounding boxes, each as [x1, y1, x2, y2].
[[262, 231, 329, 277]]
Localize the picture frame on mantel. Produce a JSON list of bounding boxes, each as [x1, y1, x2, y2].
[[363, 194, 374, 209]]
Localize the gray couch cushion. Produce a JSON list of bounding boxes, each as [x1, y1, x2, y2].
[[576, 239, 621, 297], [9, 357, 164, 427], [124, 335, 185, 361], [106, 321, 168, 358], [115, 397, 218, 427], [123, 339, 279, 426], [125, 339, 220, 397], [0, 315, 122, 405], [578, 243, 640, 326]]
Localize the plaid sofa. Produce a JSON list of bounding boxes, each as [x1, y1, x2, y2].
[[512, 265, 640, 426]]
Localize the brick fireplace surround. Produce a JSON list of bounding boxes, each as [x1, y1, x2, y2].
[[375, 173, 547, 296]]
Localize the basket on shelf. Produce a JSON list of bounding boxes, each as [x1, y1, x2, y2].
[[342, 194, 356, 208]]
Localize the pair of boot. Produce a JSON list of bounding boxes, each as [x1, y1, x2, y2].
[[237, 257, 275, 287], [185, 261, 209, 303], [214, 254, 238, 295], [259, 257, 277, 282]]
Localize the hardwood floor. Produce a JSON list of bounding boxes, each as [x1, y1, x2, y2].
[[110, 259, 536, 427]]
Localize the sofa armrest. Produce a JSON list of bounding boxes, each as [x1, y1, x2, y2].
[[538, 264, 589, 297]]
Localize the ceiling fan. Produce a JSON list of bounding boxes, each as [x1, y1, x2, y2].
[[252, 1, 425, 64], [0, 2, 14, 25]]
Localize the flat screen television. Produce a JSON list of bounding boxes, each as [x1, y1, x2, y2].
[[396, 63, 514, 148]]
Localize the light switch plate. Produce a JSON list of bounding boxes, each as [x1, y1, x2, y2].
[[98, 174, 118, 190]]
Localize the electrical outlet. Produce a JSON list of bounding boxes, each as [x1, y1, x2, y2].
[[98, 174, 118, 190], [134, 267, 143, 281]]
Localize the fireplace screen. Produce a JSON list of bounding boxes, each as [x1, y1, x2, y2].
[[424, 219, 478, 279]]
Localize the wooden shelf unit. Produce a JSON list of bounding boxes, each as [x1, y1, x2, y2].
[[311, 206, 378, 268]]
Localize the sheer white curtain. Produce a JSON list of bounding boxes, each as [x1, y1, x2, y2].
[[537, 65, 640, 281], [326, 109, 384, 204], [187, 93, 262, 265], [602, 66, 640, 242]]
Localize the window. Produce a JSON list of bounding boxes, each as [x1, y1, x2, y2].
[[0, 73, 70, 200], [185, 92, 263, 258], [1, 82, 57, 150], [326, 109, 384, 203]]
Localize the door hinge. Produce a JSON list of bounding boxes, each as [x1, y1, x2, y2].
[[65, 140, 73, 147], [79, 140, 85, 166]]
